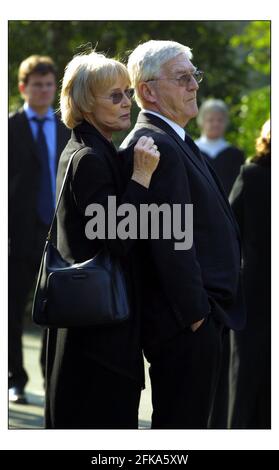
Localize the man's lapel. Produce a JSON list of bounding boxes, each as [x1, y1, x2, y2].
[[204, 159, 241, 240], [137, 111, 211, 180], [137, 111, 239, 234], [17, 109, 39, 161]]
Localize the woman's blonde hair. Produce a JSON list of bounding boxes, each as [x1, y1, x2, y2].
[[60, 51, 130, 129], [255, 119, 270, 158]]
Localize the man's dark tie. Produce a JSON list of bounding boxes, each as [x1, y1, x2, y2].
[[184, 131, 222, 191], [32, 117, 54, 226], [184, 132, 205, 164]]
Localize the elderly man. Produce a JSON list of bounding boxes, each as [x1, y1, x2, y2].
[[120, 40, 245, 429]]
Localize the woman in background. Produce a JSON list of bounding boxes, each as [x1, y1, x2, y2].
[[229, 120, 271, 428], [195, 98, 244, 196]]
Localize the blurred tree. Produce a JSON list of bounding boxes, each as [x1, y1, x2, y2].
[[8, 20, 270, 154], [226, 21, 270, 157], [230, 20, 270, 78], [227, 86, 270, 158]]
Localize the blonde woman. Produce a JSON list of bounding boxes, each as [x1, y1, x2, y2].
[[45, 51, 159, 429]]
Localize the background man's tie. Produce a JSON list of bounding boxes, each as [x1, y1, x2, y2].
[[32, 117, 54, 225]]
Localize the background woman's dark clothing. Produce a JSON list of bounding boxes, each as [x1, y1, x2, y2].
[[202, 146, 244, 197], [229, 155, 271, 428], [45, 120, 149, 429]]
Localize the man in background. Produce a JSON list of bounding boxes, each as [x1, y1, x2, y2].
[[9, 55, 70, 403]]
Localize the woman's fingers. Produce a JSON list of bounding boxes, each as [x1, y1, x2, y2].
[[136, 135, 154, 146], [135, 136, 154, 151], [132, 136, 160, 188]]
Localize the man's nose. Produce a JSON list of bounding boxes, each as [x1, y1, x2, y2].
[[189, 75, 199, 91]]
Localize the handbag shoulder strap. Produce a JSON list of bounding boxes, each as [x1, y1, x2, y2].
[[47, 146, 85, 241]]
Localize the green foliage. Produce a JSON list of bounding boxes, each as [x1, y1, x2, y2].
[[230, 20, 270, 76], [227, 86, 270, 158], [9, 20, 270, 155]]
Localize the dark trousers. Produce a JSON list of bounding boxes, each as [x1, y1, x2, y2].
[[45, 356, 142, 429], [147, 315, 223, 429], [8, 221, 48, 389]]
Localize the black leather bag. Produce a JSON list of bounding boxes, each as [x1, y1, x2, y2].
[[32, 148, 130, 328]]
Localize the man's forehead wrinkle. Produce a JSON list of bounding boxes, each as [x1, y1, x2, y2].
[[163, 59, 195, 74]]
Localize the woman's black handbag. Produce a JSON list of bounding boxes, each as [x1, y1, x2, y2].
[[32, 148, 130, 328]]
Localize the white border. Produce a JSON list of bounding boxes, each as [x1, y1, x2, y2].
[[1, 0, 278, 451]]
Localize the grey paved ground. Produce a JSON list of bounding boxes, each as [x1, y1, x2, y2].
[[8, 328, 152, 430]]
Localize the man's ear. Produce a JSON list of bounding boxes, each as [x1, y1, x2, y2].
[[18, 81, 26, 98], [138, 82, 157, 104]]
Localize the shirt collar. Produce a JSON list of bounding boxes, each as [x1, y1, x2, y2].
[[142, 109, 185, 141], [23, 102, 55, 121], [195, 135, 230, 158], [200, 135, 227, 145]]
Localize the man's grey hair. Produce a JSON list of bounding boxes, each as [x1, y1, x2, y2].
[[127, 40, 192, 108], [197, 98, 229, 128]]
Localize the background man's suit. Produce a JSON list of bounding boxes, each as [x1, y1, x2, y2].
[[8, 108, 70, 391], [120, 111, 245, 428]]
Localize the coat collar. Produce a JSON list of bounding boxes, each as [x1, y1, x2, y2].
[[141, 109, 185, 140], [72, 120, 122, 193], [73, 119, 117, 156]]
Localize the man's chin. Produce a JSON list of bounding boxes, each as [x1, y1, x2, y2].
[[38, 101, 54, 108], [192, 103, 199, 115], [191, 107, 199, 119]]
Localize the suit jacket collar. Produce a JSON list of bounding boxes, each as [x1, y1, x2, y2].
[[137, 111, 208, 178], [136, 111, 241, 240], [136, 110, 216, 181], [141, 109, 185, 140], [17, 108, 63, 168]]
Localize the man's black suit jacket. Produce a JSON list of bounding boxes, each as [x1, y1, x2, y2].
[[120, 111, 245, 354], [9, 108, 70, 258]]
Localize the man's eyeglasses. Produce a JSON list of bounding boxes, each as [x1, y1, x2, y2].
[[96, 88, 134, 105], [146, 70, 204, 87]]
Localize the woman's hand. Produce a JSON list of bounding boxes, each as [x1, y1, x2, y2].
[[132, 136, 160, 188]]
